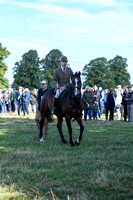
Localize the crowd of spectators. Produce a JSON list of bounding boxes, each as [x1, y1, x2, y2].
[[0, 84, 133, 122], [0, 87, 37, 116], [82, 84, 133, 122]]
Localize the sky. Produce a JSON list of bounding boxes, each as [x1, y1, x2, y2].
[[1, 0, 133, 86]]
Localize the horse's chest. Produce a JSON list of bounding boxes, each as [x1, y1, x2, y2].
[[71, 107, 82, 116]]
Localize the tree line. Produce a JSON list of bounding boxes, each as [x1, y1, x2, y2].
[[0, 42, 131, 90]]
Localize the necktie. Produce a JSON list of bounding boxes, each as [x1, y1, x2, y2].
[[63, 68, 65, 74]]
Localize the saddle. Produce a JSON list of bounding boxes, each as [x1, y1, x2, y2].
[[52, 87, 70, 104], [52, 87, 70, 115], [59, 87, 70, 103]]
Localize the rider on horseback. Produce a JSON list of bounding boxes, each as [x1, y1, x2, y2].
[[52, 56, 73, 114]]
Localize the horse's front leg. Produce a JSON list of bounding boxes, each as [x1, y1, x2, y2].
[[39, 117, 45, 143], [65, 116, 75, 146], [57, 116, 67, 144], [75, 116, 84, 145]]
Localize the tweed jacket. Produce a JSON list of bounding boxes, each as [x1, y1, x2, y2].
[[82, 90, 94, 109], [53, 66, 73, 87]]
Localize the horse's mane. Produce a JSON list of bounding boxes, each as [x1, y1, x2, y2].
[[44, 88, 55, 97]]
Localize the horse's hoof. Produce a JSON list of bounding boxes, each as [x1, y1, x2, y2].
[[40, 138, 44, 143], [75, 138, 80, 145], [70, 141, 75, 146], [71, 143, 75, 146], [62, 140, 68, 144]]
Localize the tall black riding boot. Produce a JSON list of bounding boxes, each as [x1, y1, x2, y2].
[[52, 98, 59, 115]]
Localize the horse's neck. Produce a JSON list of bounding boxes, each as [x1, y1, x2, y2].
[[68, 88, 81, 106]]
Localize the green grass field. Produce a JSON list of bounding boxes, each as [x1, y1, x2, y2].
[[0, 112, 133, 200]]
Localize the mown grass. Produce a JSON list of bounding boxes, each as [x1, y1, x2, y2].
[[0, 112, 133, 200]]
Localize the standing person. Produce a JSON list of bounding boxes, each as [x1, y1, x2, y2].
[[122, 87, 128, 121], [104, 89, 109, 120], [99, 87, 105, 118], [93, 85, 100, 102], [52, 55, 73, 114], [8, 88, 15, 112], [0, 89, 2, 113], [11, 88, 15, 112], [8, 89, 12, 112], [3, 89, 9, 112], [30, 89, 37, 113], [93, 99, 99, 120], [126, 85, 133, 122], [23, 88, 30, 115], [16, 86, 23, 116], [115, 90, 122, 120], [6, 89, 11, 112], [82, 86, 94, 121], [35, 80, 49, 137], [116, 85, 123, 116], [93, 85, 100, 117], [2, 89, 8, 113], [107, 88, 115, 121]]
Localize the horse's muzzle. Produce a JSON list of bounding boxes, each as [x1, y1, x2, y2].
[[74, 93, 81, 99]]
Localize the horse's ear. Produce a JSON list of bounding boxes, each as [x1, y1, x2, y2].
[[71, 74, 74, 80], [71, 71, 81, 78]]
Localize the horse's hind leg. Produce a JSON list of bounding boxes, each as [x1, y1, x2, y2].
[[39, 117, 45, 143], [65, 116, 75, 146], [75, 116, 84, 145], [57, 116, 67, 144]]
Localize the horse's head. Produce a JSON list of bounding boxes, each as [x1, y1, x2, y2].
[[71, 71, 82, 98]]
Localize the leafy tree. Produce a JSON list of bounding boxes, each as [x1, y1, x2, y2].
[[82, 57, 108, 89], [107, 55, 130, 88], [12, 50, 42, 90], [40, 49, 63, 88], [0, 43, 10, 88], [82, 56, 131, 89]]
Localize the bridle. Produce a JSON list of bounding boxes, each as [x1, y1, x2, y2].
[[71, 74, 81, 98]]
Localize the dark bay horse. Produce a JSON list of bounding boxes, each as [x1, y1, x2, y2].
[[39, 72, 84, 146]]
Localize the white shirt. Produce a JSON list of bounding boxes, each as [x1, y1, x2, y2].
[[61, 66, 66, 73]]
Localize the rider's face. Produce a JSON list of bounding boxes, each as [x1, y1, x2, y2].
[[61, 61, 67, 68]]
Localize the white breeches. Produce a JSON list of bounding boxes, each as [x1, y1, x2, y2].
[[55, 86, 67, 98]]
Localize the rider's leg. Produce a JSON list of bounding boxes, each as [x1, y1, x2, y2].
[[52, 89, 60, 114], [52, 97, 59, 114], [52, 87, 66, 114]]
